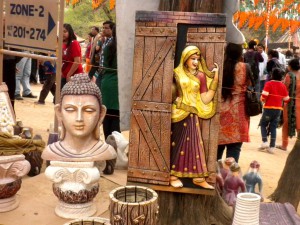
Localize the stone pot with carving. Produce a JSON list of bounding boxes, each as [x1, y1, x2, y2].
[[45, 161, 101, 219], [0, 155, 31, 212]]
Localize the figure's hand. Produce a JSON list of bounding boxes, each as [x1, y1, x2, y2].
[[211, 63, 219, 73], [211, 63, 219, 80]]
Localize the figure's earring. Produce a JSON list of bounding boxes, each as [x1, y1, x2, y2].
[[58, 123, 65, 140], [94, 120, 101, 140]]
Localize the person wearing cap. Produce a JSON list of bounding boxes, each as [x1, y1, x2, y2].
[[223, 162, 246, 206]]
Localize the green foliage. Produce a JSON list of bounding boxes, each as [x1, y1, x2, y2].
[[64, 0, 116, 38]]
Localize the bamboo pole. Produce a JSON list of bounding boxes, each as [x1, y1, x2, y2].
[[265, 0, 271, 50], [54, 0, 65, 132]]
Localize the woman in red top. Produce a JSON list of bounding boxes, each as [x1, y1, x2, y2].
[[61, 23, 83, 88]]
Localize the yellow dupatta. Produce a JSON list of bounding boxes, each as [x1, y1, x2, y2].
[[171, 46, 217, 122]]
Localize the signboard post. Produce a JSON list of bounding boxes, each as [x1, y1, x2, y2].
[[5, 0, 58, 52], [1, 0, 64, 132]]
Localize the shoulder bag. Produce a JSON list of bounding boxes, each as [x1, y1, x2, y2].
[[245, 64, 262, 117]]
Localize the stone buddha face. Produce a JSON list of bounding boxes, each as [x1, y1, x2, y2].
[[57, 95, 102, 140], [54, 73, 106, 142]]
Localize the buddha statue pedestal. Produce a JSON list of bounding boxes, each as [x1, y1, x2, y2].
[[0, 155, 31, 212], [45, 161, 101, 219]]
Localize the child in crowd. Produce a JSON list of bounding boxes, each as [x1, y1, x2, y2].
[[35, 54, 56, 105], [259, 68, 290, 154]]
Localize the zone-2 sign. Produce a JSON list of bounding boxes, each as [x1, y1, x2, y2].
[[5, 0, 58, 52]]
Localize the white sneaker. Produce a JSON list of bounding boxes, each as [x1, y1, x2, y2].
[[267, 147, 275, 154], [258, 142, 269, 150]]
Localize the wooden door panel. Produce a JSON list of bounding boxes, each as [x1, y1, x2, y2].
[[132, 37, 174, 101], [133, 110, 168, 171]]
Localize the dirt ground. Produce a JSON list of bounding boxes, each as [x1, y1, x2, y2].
[[14, 83, 299, 214]]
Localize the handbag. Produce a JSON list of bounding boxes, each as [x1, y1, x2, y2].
[[245, 65, 262, 117]]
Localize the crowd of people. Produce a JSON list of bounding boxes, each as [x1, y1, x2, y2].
[[2, 11, 300, 180], [218, 39, 300, 163]]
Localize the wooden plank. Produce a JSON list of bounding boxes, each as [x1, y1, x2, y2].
[[133, 37, 174, 100], [128, 112, 140, 168], [127, 168, 169, 182], [133, 111, 168, 171], [162, 44, 175, 103], [143, 36, 156, 84], [187, 33, 226, 43], [131, 37, 145, 94], [132, 100, 171, 112], [205, 42, 215, 70], [149, 37, 166, 170], [127, 182, 215, 196], [206, 27, 216, 33], [136, 27, 177, 37], [138, 126, 150, 170], [127, 176, 169, 186]]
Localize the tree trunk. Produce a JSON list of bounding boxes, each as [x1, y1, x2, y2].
[[269, 136, 300, 210], [157, 191, 233, 225]]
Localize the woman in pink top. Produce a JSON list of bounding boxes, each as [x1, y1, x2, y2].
[[61, 23, 83, 88]]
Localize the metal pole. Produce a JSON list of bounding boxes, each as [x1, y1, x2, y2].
[[0, 49, 57, 61]]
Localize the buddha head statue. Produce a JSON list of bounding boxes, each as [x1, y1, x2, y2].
[[55, 73, 106, 141]]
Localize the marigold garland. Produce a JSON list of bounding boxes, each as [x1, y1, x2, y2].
[[66, 0, 116, 10], [254, 16, 265, 30], [248, 14, 256, 29], [235, 0, 299, 34], [281, 18, 290, 32]]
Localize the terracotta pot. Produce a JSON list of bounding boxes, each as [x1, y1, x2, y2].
[[109, 186, 159, 225]]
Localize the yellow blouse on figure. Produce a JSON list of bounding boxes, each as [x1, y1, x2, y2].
[[171, 46, 217, 123]]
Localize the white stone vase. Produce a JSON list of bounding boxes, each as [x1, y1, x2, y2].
[[232, 193, 261, 225], [45, 161, 100, 219], [0, 155, 31, 212]]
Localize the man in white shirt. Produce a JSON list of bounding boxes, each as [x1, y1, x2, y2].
[[257, 44, 268, 97], [277, 48, 286, 67]]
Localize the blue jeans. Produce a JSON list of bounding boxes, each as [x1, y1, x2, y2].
[[260, 109, 281, 147], [217, 142, 243, 163], [259, 79, 266, 99], [15, 57, 32, 96]]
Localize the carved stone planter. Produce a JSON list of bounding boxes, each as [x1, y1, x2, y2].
[[0, 155, 31, 212], [45, 161, 100, 219], [64, 217, 111, 225], [109, 186, 159, 225]]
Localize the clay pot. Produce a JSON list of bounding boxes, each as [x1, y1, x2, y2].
[[109, 186, 159, 225]]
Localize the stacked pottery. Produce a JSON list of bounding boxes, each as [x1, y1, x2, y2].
[[232, 193, 261, 225], [0, 155, 31, 212]]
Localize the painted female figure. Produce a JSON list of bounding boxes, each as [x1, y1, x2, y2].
[[170, 45, 219, 189]]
